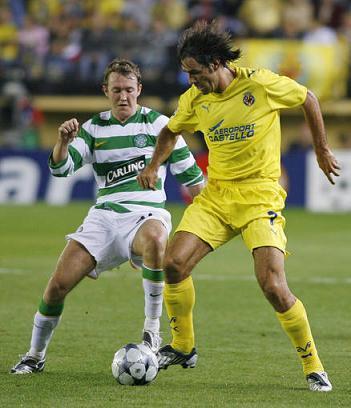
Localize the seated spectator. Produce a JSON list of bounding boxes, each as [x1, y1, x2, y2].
[[28, 0, 61, 24], [0, 7, 19, 69], [110, 11, 144, 64], [45, 38, 76, 83], [239, 0, 282, 37], [79, 13, 114, 82], [139, 17, 178, 81], [122, 0, 154, 31], [151, 0, 189, 31], [275, 0, 314, 39], [18, 15, 49, 79]]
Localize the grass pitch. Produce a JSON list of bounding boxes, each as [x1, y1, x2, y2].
[[0, 203, 350, 407]]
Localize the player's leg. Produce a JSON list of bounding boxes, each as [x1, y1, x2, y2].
[[157, 231, 211, 368], [131, 219, 168, 352], [11, 240, 95, 374], [158, 183, 233, 368], [253, 246, 332, 391], [253, 246, 295, 311]]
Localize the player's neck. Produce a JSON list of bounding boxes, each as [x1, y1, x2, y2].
[[216, 66, 236, 93], [112, 108, 137, 123]]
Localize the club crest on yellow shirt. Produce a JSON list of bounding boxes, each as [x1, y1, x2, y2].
[[243, 92, 255, 106]]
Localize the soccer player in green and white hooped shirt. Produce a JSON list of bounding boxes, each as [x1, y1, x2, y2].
[[10, 59, 204, 375]]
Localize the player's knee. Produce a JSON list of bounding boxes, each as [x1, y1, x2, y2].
[[259, 271, 293, 310], [163, 252, 186, 282], [45, 277, 70, 303], [261, 280, 281, 300], [145, 231, 167, 255]]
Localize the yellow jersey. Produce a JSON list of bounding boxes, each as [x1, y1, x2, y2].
[[168, 64, 307, 181]]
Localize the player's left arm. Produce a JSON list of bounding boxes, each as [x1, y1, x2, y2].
[[302, 90, 341, 184]]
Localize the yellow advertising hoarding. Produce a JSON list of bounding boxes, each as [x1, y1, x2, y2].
[[237, 39, 349, 101]]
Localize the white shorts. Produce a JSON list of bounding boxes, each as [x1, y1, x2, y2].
[[66, 206, 172, 279]]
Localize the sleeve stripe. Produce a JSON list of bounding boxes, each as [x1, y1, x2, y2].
[[79, 127, 95, 154], [169, 156, 195, 175], [173, 163, 203, 184], [168, 146, 190, 163], [68, 145, 84, 172], [183, 173, 204, 186]]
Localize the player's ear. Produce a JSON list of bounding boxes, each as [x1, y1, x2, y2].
[[211, 59, 220, 71], [102, 84, 108, 97], [137, 83, 142, 97]]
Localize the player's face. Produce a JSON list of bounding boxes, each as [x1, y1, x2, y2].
[[103, 72, 142, 122], [181, 57, 220, 94]]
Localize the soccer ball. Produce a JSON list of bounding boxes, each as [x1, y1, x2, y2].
[[111, 343, 159, 385]]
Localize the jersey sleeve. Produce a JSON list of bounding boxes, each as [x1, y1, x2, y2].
[[168, 135, 204, 186], [167, 90, 199, 134], [256, 69, 307, 110], [48, 120, 94, 177]]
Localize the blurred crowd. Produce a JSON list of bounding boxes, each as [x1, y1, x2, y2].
[[0, 0, 351, 96], [1, 0, 351, 149]]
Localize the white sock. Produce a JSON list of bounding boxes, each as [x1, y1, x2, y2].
[[28, 312, 61, 359], [142, 279, 164, 333]]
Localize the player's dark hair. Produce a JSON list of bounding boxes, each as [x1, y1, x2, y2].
[[177, 20, 241, 66], [103, 59, 142, 86]]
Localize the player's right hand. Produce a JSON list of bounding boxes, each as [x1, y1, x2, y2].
[[137, 164, 158, 190], [58, 118, 79, 144]]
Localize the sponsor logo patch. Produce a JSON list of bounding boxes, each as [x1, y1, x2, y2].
[[207, 123, 255, 142], [105, 155, 146, 187]]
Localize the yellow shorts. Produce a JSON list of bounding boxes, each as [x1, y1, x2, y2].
[[176, 178, 287, 253]]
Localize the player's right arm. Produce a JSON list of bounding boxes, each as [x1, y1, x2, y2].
[[49, 117, 93, 177], [52, 118, 79, 164], [137, 125, 178, 190], [138, 90, 198, 190]]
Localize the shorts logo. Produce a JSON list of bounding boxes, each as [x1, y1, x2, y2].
[[267, 210, 278, 225], [243, 92, 255, 106], [134, 134, 148, 148], [105, 155, 146, 187]]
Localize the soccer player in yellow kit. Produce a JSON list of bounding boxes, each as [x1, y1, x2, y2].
[[138, 21, 340, 392]]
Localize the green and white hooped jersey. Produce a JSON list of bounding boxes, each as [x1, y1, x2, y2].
[[49, 106, 204, 213]]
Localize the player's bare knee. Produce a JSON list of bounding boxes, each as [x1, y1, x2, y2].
[[260, 276, 294, 311], [45, 277, 70, 303], [261, 280, 281, 301], [163, 253, 187, 282], [144, 233, 167, 256]]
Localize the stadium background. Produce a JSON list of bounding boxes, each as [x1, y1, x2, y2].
[[0, 0, 351, 211], [1, 2, 351, 407]]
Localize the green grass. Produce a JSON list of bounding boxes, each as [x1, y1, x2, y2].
[[0, 203, 350, 407]]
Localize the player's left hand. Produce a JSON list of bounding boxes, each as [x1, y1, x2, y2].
[[316, 147, 340, 185]]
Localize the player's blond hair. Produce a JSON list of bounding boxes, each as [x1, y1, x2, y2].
[[102, 59, 142, 86]]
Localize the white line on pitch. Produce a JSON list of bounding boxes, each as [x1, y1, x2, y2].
[[4, 267, 348, 285], [195, 274, 351, 285], [0, 267, 27, 274], [100, 271, 351, 285]]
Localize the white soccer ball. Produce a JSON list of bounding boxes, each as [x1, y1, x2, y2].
[[111, 343, 159, 386]]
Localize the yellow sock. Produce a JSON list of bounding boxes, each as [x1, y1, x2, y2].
[[164, 276, 195, 353], [276, 298, 324, 375]]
